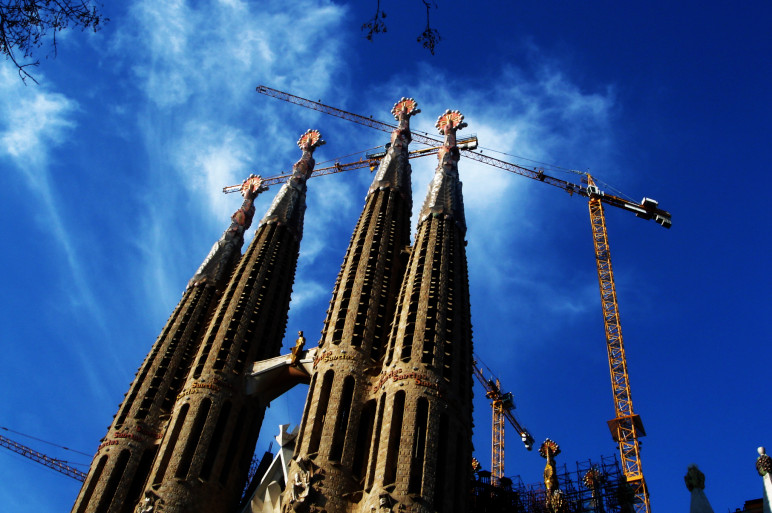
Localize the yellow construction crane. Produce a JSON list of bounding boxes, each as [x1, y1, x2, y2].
[[472, 358, 534, 486], [254, 85, 672, 513]]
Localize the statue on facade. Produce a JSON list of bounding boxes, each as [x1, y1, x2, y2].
[[135, 491, 164, 513], [290, 330, 306, 365], [290, 458, 311, 503]]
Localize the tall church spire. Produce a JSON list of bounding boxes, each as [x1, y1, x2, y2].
[[363, 110, 473, 513], [419, 109, 468, 231], [282, 100, 419, 513], [132, 130, 324, 513], [189, 175, 267, 288], [72, 176, 268, 513]]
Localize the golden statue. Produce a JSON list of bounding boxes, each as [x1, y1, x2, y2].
[[290, 330, 306, 366]]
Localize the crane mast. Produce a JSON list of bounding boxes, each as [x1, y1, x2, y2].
[[587, 175, 650, 512]]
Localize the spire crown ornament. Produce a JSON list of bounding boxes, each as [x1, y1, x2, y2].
[[297, 129, 325, 151], [391, 97, 420, 120], [435, 109, 467, 134]]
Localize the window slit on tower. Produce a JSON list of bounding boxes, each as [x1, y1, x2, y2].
[[352, 399, 376, 482], [366, 394, 386, 489], [434, 414, 449, 508], [295, 372, 317, 451], [401, 232, 428, 362], [329, 375, 355, 461], [75, 455, 107, 513], [422, 223, 443, 365], [408, 397, 429, 494], [153, 403, 189, 485], [383, 391, 405, 485], [95, 449, 130, 513], [219, 406, 246, 485], [175, 398, 211, 479], [443, 226, 456, 382], [308, 370, 334, 455], [162, 289, 215, 413], [200, 401, 232, 480], [353, 199, 386, 348], [122, 445, 158, 513], [116, 284, 189, 427], [335, 205, 372, 345]]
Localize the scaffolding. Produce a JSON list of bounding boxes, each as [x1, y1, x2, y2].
[[471, 455, 637, 513]]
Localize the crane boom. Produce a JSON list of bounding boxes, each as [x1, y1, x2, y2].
[[0, 433, 86, 481], [256, 85, 671, 230], [222, 138, 478, 193]]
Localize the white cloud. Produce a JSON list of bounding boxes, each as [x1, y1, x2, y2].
[[290, 280, 329, 311], [108, 0, 351, 311], [0, 64, 119, 399], [0, 67, 77, 165]]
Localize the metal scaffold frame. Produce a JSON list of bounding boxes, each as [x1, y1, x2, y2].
[[471, 454, 636, 513]]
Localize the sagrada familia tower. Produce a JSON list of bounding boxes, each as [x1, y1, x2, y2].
[[72, 99, 474, 513]]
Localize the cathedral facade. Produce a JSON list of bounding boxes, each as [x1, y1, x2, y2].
[[72, 99, 474, 513]]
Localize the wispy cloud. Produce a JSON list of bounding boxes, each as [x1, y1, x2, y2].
[[108, 0, 350, 313], [0, 65, 117, 398]]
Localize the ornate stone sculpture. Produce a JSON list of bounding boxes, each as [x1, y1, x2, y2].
[[758, 447, 772, 477], [188, 174, 267, 288], [540, 439, 564, 512], [135, 491, 164, 513], [684, 464, 714, 513], [757, 447, 772, 513], [369, 97, 420, 195], [583, 467, 605, 512], [684, 464, 706, 491], [288, 457, 313, 508]]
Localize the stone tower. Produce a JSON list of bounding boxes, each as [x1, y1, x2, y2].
[[72, 130, 324, 513], [72, 174, 268, 513], [282, 99, 419, 512], [361, 110, 473, 513], [283, 109, 474, 513]]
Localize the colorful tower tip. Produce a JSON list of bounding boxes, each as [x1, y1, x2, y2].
[[391, 97, 420, 119], [297, 129, 325, 151], [435, 109, 468, 134], [539, 438, 561, 459], [240, 174, 266, 197]]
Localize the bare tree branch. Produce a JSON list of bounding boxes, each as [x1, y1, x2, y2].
[[361, 0, 387, 41], [361, 0, 441, 54], [416, 0, 440, 55], [0, 0, 107, 84]]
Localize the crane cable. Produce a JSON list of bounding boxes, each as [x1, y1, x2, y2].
[[1, 425, 91, 463]]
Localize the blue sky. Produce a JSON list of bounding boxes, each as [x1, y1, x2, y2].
[[1, 0, 770, 511]]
